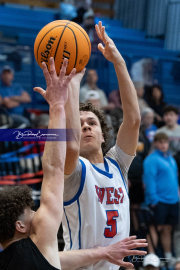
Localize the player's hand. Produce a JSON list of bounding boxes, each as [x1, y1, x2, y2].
[[95, 21, 125, 65], [103, 235, 148, 267], [68, 68, 86, 91], [34, 57, 76, 107]]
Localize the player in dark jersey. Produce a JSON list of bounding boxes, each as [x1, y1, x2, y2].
[[0, 58, 148, 270]]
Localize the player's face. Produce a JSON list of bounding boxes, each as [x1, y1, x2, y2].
[[163, 111, 178, 128], [80, 111, 104, 156], [154, 139, 169, 153]]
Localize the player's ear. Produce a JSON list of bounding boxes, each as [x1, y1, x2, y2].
[[15, 220, 26, 234], [102, 133, 105, 143]]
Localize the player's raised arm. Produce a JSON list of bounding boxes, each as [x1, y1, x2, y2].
[[64, 69, 85, 175], [96, 22, 140, 156], [31, 57, 76, 268]]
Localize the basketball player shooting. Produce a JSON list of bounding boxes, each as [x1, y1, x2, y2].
[[0, 58, 147, 270], [62, 21, 147, 270]]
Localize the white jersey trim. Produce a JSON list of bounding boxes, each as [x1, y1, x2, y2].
[[105, 157, 129, 196], [63, 159, 86, 207]]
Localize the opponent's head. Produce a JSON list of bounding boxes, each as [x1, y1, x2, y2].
[[0, 185, 35, 244], [153, 132, 169, 153], [79, 103, 111, 157]]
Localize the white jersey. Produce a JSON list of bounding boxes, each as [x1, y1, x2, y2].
[[62, 154, 130, 270]]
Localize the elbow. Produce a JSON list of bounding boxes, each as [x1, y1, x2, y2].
[[67, 145, 79, 158], [67, 141, 80, 153], [129, 114, 141, 129]]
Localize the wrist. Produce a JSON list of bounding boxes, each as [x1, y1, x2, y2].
[[97, 246, 109, 261], [113, 59, 126, 68], [49, 104, 65, 113]]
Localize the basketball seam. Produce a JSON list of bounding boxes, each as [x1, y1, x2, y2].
[[36, 24, 67, 62], [68, 22, 91, 57], [54, 22, 70, 63], [66, 26, 78, 69]]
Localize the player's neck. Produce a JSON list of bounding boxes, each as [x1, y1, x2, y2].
[[84, 151, 104, 164]]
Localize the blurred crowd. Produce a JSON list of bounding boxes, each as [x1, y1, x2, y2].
[[0, 2, 180, 268]]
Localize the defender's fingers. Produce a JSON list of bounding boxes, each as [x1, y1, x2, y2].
[[95, 24, 102, 40], [127, 242, 148, 250], [126, 250, 147, 256], [125, 239, 147, 245], [64, 68, 76, 85], [42, 62, 52, 86], [97, 43, 104, 53], [49, 57, 57, 81], [121, 236, 137, 243], [99, 21, 103, 34], [59, 58, 68, 81], [101, 26, 108, 43], [117, 261, 134, 268], [33, 87, 46, 97]]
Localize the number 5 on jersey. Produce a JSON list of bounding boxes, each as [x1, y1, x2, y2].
[[104, 210, 119, 238]]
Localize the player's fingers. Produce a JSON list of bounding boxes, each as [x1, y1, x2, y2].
[[64, 68, 76, 85], [99, 21, 102, 34], [125, 239, 147, 245], [59, 58, 68, 81], [80, 68, 86, 76], [98, 43, 105, 53], [49, 57, 57, 81], [116, 260, 134, 268], [127, 242, 148, 250], [126, 250, 147, 256], [33, 87, 46, 97], [102, 26, 108, 43], [95, 24, 102, 40], [42, 62, 52, 86], [121, 236, 137, 243]]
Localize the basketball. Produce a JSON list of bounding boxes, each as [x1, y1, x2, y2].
[[34, 20, 91, 75]]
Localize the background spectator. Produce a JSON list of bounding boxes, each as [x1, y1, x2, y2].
[[81, 9, 101, 52], [80, 69, 114, 111], [108, 89, 122, 109], [128, 128, 149, 235], [0, 65, 31, 128], [146, 84, 166, 127], [133, 81, 149, 113], [156, 105, 180, 155], [141, 108, 157, 143], [131, 58, 155, 87], [143, 133, 179, 263], [143, 254, 160, 270]]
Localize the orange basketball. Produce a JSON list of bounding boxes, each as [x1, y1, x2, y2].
[[34, 20, 91, 75]]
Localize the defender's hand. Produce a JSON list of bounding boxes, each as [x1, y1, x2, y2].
[[103, 235, 148, 267], [34, 57, 76, 107], [95, 21, 125, 65]]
